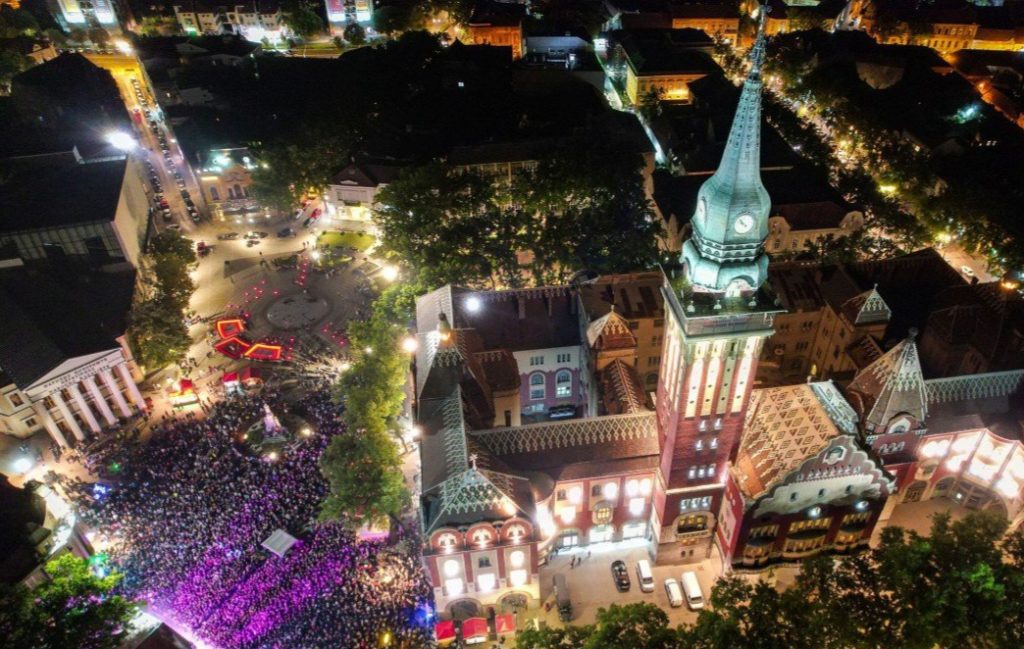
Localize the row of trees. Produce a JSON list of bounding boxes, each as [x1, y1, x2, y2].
[[318, 283, 424, 529], [765, 30, 1024, 270], [0, 554, 137, 649], [127, 231, 194, 370], [518, 511, 1024, 649], [374, 136, 661, 289]]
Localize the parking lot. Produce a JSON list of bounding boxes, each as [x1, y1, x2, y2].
[[527, 539, 724, 629]]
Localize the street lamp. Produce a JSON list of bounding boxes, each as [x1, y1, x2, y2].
[[381, 265, 399, 282], [106, 131, 136, 151], [401, 336, 418, 353], [310, 250, 321, 262], [113, 39, 133, 55]]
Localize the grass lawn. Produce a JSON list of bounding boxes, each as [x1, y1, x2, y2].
[[317, 231, 375, 252]]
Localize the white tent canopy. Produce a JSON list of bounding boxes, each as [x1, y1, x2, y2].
[[261, 529, 298, 558]]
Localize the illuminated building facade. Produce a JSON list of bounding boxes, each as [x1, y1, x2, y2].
[[194, 147, 259, 219], [173, 1, 288, 42], [611, 28, 718, 105], [325, 0, 372, 35], [46, 0, 120, 32]]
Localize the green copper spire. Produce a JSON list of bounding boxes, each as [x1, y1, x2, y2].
[[682, 5, 771, 295]]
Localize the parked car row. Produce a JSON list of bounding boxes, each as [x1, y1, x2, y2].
[[609, 560, 704, 610]]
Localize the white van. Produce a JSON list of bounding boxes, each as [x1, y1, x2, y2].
[[636, 559, 655, 593], [680, 571, 705, 610], [664, 578, 684, 607]]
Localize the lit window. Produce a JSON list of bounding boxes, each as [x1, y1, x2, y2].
[[477, 573, 496, 592], [629, 497, 645, 516], [603, 481, 619, 500], [506, 524, 526, 542], [640, 478, 652, 495], [437, 532, 459, 553], [471, 528, 492, 547], [807, 506, 822, 519], [509, 569, 527, 587], [445, 578, 463, 596], [688, 466, 696, 480], [626, 479, 640, 497], [443, 559, 460, 578], [559, 507, 575, 524], [555, 370, 572, 397], [529, 373, 545, 400], [710, 437, 718, 449], [696, 439, 704, 451], [568, 486, 582, 504], [510, 550, 525, 569], [708, 464, 716, 477]]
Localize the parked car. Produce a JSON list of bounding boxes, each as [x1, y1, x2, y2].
[[245, 231, 268, 239], [636, 560, 655, 593], [680, 571, 705, 610], [277, 227, 295, 238], [664, 578, 683, 608], [217, 232, 240, 240], [611, 560, 631, 592]]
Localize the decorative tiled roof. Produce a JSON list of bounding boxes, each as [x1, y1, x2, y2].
[[600, 359, 649, 415], [844, 286, 891, 325], [846, 332, 927, 432], [586, 307, 637, 350], [925, 369, 1024, 405], [470, 412, 657, 456], [735, 381, 856, 500]]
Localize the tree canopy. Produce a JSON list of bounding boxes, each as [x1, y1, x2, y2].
[[127, 231, 195, 370], [0, 554, 137, 649], [319, 282, 423, 529], [286, 6, 324, 39], [375, 135, 659, 288]]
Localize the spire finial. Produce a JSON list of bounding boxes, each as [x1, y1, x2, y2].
[[469, 453, 478, 470], [749, 3, 770, 78]]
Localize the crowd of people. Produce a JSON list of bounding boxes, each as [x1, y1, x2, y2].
[[64, 390, 434, 649]]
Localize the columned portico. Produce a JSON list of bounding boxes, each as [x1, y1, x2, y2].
[[84, 375, 117, 426], [32, 402, 69, 449], [51, 391, 86, 441], [117, 362, 146, 410], [101, 368, 132, 418], [68, 383, 101, 434]]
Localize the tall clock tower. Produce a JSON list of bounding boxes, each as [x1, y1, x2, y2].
[[654, 7, 784, 563]]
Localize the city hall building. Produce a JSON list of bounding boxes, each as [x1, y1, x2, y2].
[[414, 15, 1024, 618]]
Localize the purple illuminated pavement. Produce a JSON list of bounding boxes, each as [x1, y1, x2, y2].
[[69, 391, 434, 648]]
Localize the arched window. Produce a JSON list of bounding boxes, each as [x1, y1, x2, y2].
[[529, 373, 545, 400], [555, 370, 571, 397]]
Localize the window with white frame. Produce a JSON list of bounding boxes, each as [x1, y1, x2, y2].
[[529, 355, 545, 366], [556, 352, 571, 363], [529, 373, 545, 400], [555, 370, 571, 397]]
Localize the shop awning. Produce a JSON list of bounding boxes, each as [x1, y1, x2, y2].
[[214, 336, 251, 359], [495, 614, 515, 635], [215, 318, 246, 339], [221, 372, 239, 385], [243, 342, 283, 361], [462, 617, 489, 644], [434, 620, 456, 645]]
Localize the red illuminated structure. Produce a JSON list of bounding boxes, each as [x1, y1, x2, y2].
[[212, 318, 283, 362]]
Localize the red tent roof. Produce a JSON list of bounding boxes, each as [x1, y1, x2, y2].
[[434, 620, 456, 642], [462, 617, 488, 640], [222, 372, 239, 384], [495, 614, 515, 635], [214, 336, 251, 359], [216, 318, 246, 339], [243, 342, 283, 361]]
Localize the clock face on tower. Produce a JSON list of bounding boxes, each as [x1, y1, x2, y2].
[[734, 214, 755, 234]]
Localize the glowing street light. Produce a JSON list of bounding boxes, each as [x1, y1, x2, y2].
[[113, 38, 133, 55], [465, 296, 482, 313], [401, 336, 419, 353], [310, 250, 321, 262], [12, 456, 33, 474], [106, 131, 136, 151], [380, 265, 399, 282]]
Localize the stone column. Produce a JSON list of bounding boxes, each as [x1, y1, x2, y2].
[[84, 375, 117, 426], [116, 362, 146, 411], [51, 391, 86, 442], [68, 383, 101, 434], [32, 402, 69, 449], [100, 368, 131, 418]]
